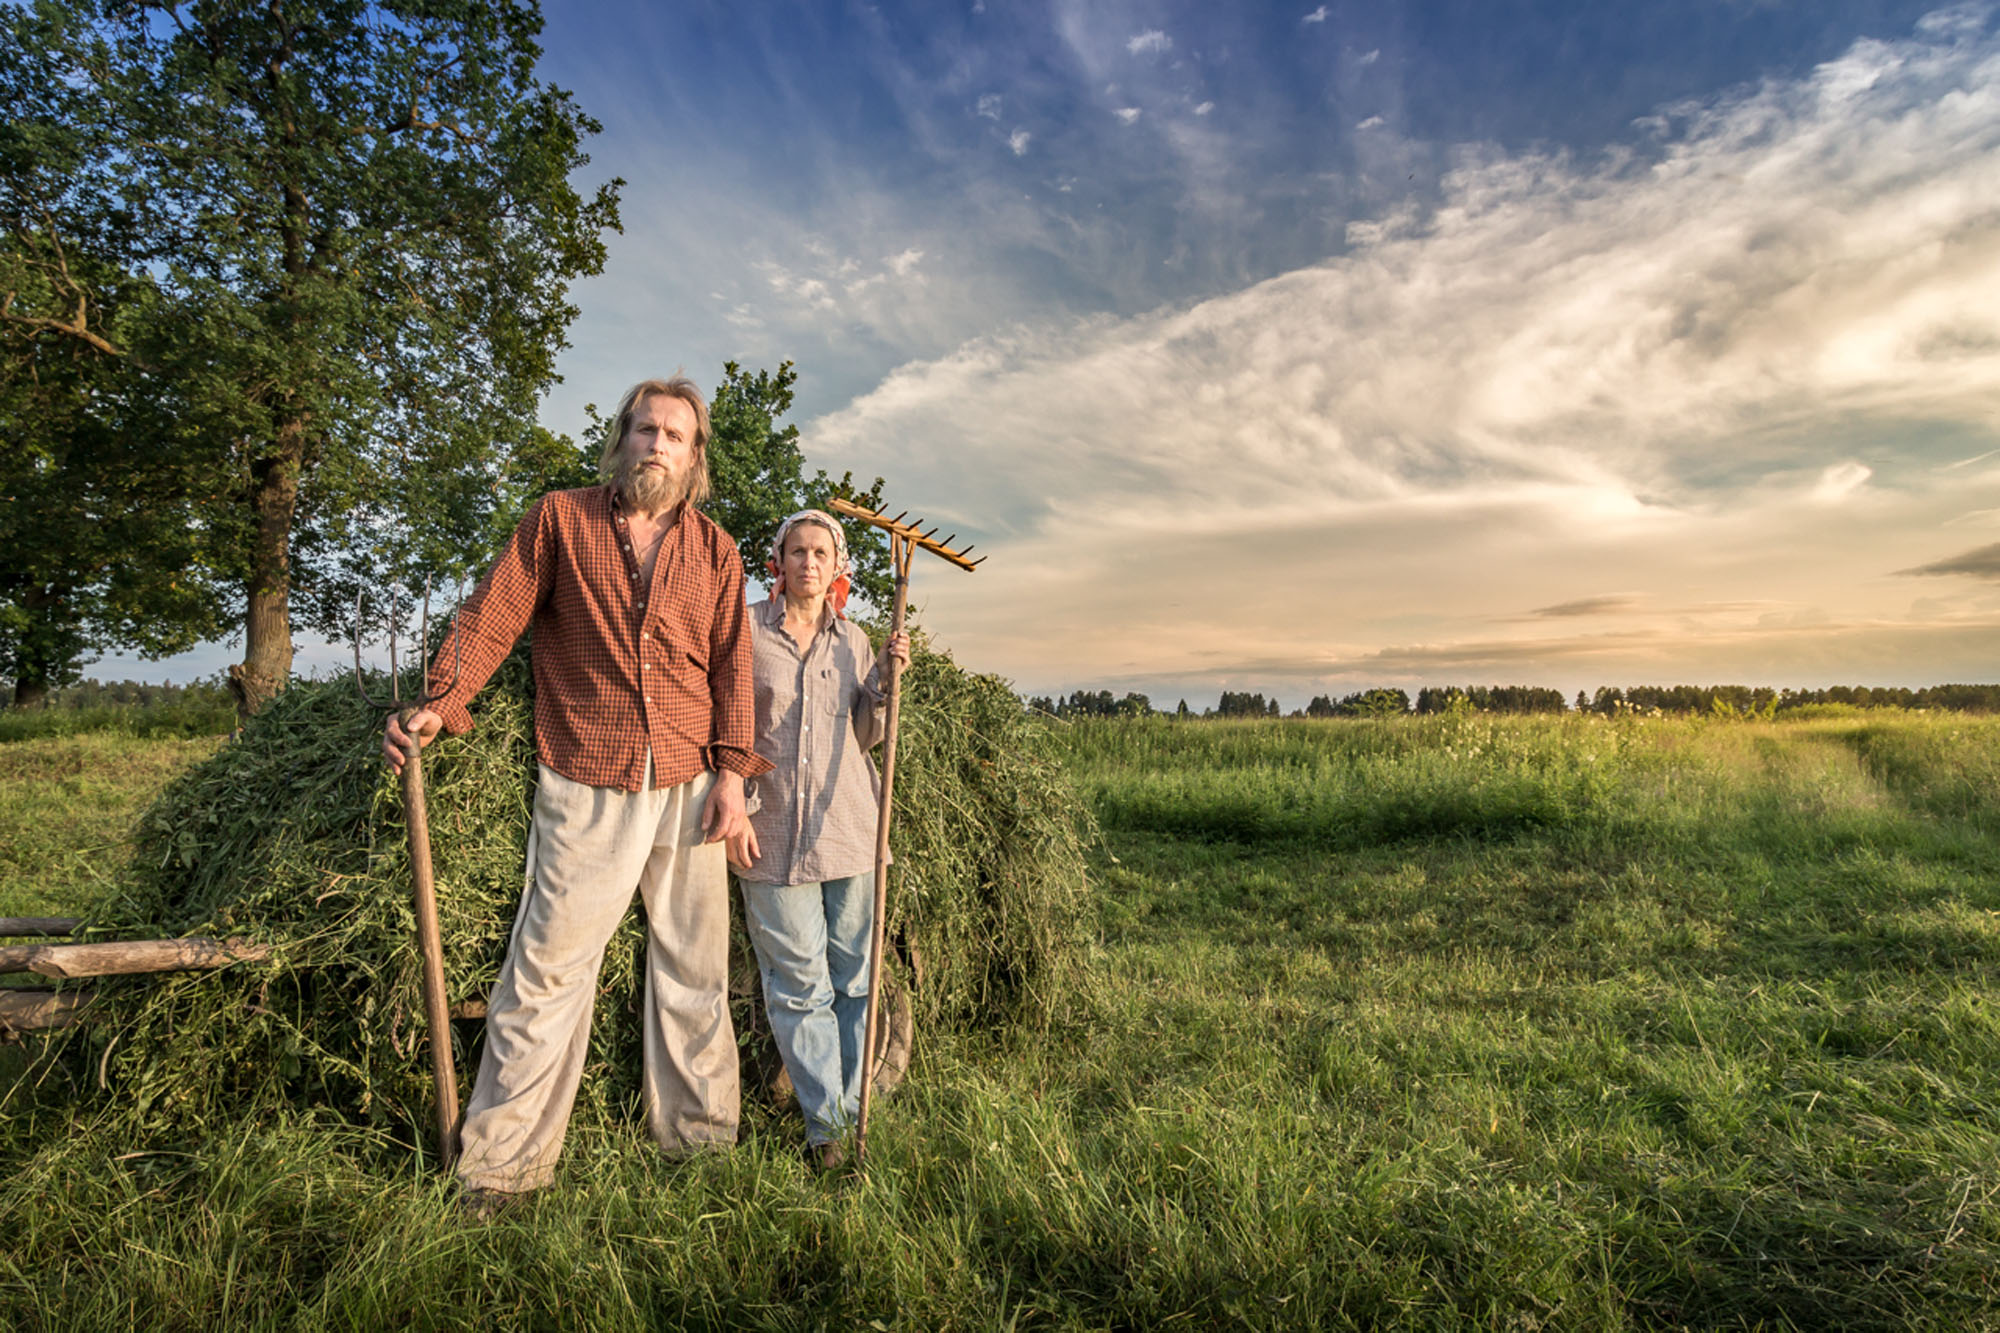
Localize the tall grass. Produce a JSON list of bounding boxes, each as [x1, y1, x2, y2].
[[2, 710, 1995, 1329]]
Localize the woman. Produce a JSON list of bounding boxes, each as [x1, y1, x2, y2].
[[726, 509, 909, 1170]]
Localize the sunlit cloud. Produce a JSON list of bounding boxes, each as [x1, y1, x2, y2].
[[1127, 30, 1171, 56], [1302, 6, 1329, 23], [808, 12, 2000, 701]]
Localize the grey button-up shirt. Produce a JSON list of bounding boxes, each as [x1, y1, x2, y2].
[[739, 596, 890, 886]]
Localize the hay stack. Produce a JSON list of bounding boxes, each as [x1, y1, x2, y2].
[[64, 637, 1091, 1141]]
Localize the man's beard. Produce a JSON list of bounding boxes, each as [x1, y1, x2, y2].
[[617, 456, 692, 513]]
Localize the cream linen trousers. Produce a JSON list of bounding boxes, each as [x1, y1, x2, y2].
[[456, 762, 738, 1193]]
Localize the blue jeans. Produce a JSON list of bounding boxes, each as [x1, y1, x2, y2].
[[740, 873, 873, 1146]]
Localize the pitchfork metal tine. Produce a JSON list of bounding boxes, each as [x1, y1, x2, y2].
[[354, 578, 464, 712]]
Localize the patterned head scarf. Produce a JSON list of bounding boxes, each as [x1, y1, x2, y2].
[[767, 508, 853, 618]]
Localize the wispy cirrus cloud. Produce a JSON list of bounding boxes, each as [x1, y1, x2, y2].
[[808, 10, 2000, 700]]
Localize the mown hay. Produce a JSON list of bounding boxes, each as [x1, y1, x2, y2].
[[57, 636, 1091, 1144]]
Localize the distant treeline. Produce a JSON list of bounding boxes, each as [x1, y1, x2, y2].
[[1026, 683, 2000, 719], [0, 676, 238, 742], [9, 678, 234, 711]]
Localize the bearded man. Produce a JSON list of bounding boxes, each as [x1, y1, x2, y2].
[[383, 374, 770, 1210]]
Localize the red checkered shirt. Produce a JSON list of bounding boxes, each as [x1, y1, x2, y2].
[[426, 485, 772, 793]]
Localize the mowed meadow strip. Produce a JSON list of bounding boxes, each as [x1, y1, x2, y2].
[[1, 706, 1996, 1328]]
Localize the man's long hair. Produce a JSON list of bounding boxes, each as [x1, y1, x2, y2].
[[598, 373, 713, 508]]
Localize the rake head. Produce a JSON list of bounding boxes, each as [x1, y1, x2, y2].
[[827, 495, 984, 573]]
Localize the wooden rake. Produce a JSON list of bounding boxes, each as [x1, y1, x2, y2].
[[828, 496, 983, 1168], [354, 581, 463, 1168]]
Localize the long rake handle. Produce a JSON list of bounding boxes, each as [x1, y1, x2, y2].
[[400, 718, 461, 1167], [855, 564, 910, 1167]]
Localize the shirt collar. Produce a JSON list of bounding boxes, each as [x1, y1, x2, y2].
[[757, 594, 835, 635]]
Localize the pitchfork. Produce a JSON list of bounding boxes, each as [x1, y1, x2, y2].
[[354, 580, 463, 1167], [827, 496, 982, 1168]]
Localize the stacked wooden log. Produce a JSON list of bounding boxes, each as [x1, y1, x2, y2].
[[0, 918, 268, 1037]]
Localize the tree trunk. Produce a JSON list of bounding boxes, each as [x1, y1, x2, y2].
[[230, 420, 305, 719], [9, 583, 61, 710]]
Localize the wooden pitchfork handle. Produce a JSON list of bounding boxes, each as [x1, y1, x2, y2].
[[398, 708, 461, 1166]]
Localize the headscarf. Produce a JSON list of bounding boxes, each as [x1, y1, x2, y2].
[[766, 508, 853, 618]]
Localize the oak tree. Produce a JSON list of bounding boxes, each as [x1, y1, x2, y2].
[[2, 0, 619, 715]]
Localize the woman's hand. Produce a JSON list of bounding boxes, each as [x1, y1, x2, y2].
[[725, 822, 761, 871], [879, 630, 911, 678]]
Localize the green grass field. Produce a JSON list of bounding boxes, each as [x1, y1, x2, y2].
[[2, 711, 1996, 1329]]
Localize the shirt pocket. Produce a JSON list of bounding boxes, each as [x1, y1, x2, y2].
[[814, 664, 843, 716], [659, 595, 713, 669]]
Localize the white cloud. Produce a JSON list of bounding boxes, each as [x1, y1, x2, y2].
[[1193, 100, 1215, 116], [805, 14, 2000, 697], [1356, 115, 1385, 130], [1009, 128, 1032, 156], [885, 247, 925, 278], [1359, 48, 1380, 64], [1114, 106, 1142, 125], [1127, 29, 1171, 56], [1811, 461, 1874, 503], [1302, 6, 1329, 23], [976, 93, 1002, 120]]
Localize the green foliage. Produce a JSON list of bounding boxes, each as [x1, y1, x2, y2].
[[0, 683, 236, 743], [1415, 684, 1568, 714], [41, 636, 1089, 1140], [1024, 689, 1153, 719], [0, 0, 621, 701], [1215, 690, 1276, 718], [0, 235, 230, 704]]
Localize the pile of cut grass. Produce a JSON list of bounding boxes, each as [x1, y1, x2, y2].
[[41, 638, 1090, 1148]]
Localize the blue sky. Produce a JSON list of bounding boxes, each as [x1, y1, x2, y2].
[[105, 0, 2000, 708]]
